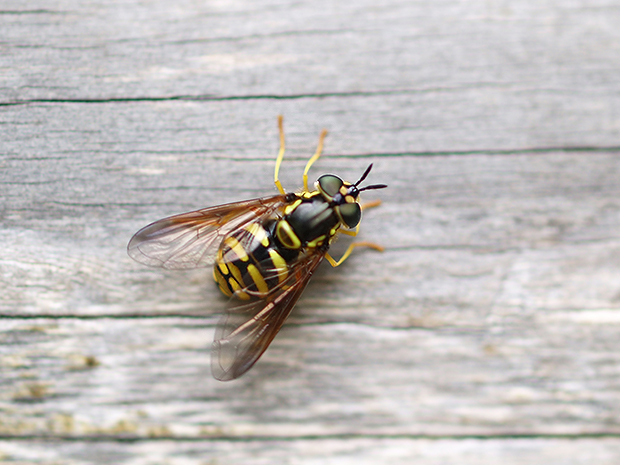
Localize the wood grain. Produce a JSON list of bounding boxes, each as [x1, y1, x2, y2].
[[2, 0, 620, 463]]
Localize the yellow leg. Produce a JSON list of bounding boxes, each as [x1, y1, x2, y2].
[[274, 115, 287, 195], [361, 200, 382, 210], [302, 128, 328, 193], [325, 241, 384, 267]]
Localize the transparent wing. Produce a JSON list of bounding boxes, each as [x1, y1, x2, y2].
[[211, 250, 325, 381], [127, 195, 287, 269]]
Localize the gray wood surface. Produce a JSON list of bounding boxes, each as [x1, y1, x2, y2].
[[2, 0, 620, 464]]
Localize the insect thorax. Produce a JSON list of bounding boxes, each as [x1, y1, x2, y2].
[[277, 192, 341, 250]]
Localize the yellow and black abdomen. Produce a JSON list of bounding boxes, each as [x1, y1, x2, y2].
[[213, 220, 298, 300], [213, 194, 343, 300]]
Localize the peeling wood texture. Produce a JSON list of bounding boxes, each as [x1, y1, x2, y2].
[[2, 0, 620, 464]]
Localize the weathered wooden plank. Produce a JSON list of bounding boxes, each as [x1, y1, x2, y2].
[[3, 0, 620, 150], [4, 0, 620, 104], [3, 149, 620, 319], [3, 0, 620, 463], [3, 437, 620, 465], [3, 297, 620, 438]]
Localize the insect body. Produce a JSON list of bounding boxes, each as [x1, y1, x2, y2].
[[128, 117, 387, 381]]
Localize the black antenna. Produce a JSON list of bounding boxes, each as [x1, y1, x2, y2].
[[355, 164, 387, 191], [359, 183, 388, 192], [354, 164, 374, 187]]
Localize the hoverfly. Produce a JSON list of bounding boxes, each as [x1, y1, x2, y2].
[[128, 117, 387, 381]]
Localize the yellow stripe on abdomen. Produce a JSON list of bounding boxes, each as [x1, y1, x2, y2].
[[247, 264, 269, 294], [223, 236, 250, 262], [268, 249, 289, 283]]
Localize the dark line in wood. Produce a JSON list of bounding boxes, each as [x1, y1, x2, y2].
[[0, 90, 417, 106], [5, 28, 354, 50], [164, 28, 355, 45], [0, 84, 516, 106], [0, 9, 66, 15], [47, 201, 148, 208], [0, 312, 472, 332], [3, 93, 619, 156], [0, 311, 612, 335], [0, 313, 217, 320], [1, 432, 620, 442], [209, 147, 620, 158], [363, 146, 620, 156], [0, 312, 448, 331], [3, 303, 615, 322]]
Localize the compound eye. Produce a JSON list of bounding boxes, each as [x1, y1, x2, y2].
[[317, 174, 343, 198], [337, 202, 362, 229]]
